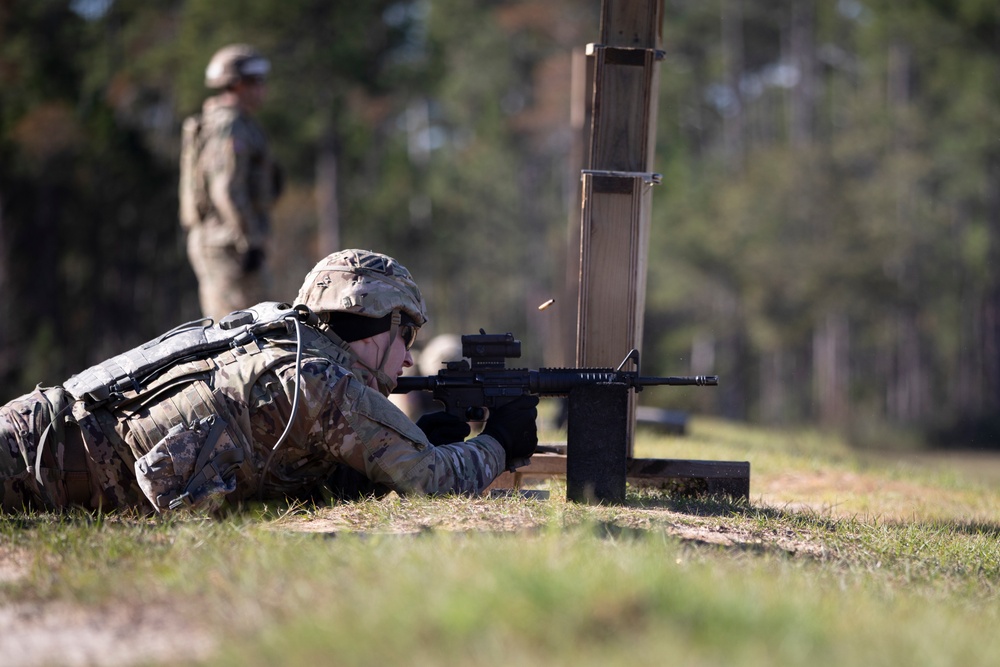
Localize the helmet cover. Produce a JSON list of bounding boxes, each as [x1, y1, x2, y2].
[[295, 249, 427, 327], [205, 44, 270, 89]]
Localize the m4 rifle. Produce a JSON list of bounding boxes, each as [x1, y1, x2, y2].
[[393, 331, 717, 423]]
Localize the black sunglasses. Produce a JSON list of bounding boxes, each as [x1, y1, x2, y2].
[[399, 323, 419, 350]]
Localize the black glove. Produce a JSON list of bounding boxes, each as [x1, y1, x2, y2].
[[416, 411, 472, 446], [481, 395, 539, 467], [242, 246, 266, 273], [324, 464, 390, 501]]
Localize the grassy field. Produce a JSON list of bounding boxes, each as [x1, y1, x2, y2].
[[2, 417, 1000, 666]]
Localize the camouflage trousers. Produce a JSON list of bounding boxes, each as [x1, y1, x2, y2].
[[0, 386, 148, 513], [186, 229, 271, 323], [0, 387, 93, 512]]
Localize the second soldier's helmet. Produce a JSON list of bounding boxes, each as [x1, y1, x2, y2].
[[295, 249, 428, 327], [204, 44, 270, 89], [419, 334, 464, 375]]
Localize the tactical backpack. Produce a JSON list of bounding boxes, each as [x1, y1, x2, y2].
[[63, 303, 334, 513], [64, 302, 312, 411], [179, 112, 208, 230]]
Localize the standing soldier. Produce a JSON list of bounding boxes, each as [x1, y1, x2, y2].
[[180, 44, 280, 323], [0, 249, 539, 514]]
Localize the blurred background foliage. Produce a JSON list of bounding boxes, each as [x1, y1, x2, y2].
[[2, 0, 1000, 450]]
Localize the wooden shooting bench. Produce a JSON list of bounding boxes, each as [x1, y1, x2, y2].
[[487, 450, 751, 500], [489, 0, 749, 503]]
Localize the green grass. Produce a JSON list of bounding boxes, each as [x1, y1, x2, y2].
[[3, 418, 1000, 666]]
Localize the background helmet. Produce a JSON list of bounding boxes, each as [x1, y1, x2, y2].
[[419, 334, 464, 375], [295, 249, 427, 326], [204, 44, 270, 89]]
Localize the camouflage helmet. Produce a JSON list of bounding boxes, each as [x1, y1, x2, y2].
[[204, 44, 270, 89], [295, 249, 427, 326]]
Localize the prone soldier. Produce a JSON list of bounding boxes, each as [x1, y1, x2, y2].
[[0, 250, 539, 514]]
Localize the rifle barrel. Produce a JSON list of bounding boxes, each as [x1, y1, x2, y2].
[[639, 375, 718, 387], [392, 372, 719, 394]]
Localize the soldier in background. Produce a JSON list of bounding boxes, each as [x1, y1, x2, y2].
[[180, 44, 281, 323], [0, 249, 538, 514]]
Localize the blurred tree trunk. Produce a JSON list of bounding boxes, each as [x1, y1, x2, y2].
[[814, 313, 849, 426], [954, 289, 982, 417], [974, 152, 1000, 425], [982, 290, 1000, 415], [718, 0, 750, 420], [789, 0, 815, 148], [789, 0, 851, 427], [888, 313, 928, 423], [721, 0, 744, 170], [316, 127, 341, 256], [759, 349, 788, 423], [884, 38, 930, 423], [0, 192, 9, 387]]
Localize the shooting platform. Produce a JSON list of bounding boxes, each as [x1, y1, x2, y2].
[[487, 452, 751, 501], [489, 0, 750, 502], [484, 380, 750, 502]]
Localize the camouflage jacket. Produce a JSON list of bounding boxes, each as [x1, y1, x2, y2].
[[180, 95, 273, 251], [1, 314, 505, 514]]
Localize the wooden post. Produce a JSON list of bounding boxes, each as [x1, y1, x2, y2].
[[577, 171, 658, 368], [551, 47, 595, 369], [576, 0, 664, 455], [485, 0, 751, 504]]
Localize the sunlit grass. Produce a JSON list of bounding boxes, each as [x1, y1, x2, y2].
[[3, 418, 1000, 666]]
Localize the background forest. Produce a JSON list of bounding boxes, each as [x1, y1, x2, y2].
[[2, 0, 999, 450]]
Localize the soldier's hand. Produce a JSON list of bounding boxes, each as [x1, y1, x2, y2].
[[416, 411, 471, 446], [482, 395, 539, 467], [242, 247, 266, 273]]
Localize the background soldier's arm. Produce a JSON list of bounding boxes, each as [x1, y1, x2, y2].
[[205, 128, 266, 252]]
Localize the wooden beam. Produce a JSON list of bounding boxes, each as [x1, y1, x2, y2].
[[577, 171, 658, 367], [628, 458, 751, 499], [599, 0, 664, 48], [576, 2, 664, 459], [587, 45, 662, 172], [485, 452, 751, 501]]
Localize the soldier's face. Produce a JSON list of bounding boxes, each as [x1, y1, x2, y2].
[[381, 331, 415, 379], [235, 77, 267, 112], [348, 331, 414, 389]]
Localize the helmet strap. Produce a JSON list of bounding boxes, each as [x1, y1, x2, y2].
[[371, 311, 403, 394], [340, 310, 402, 395]]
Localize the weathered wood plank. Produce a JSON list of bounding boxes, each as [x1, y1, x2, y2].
[[577, 171, 656, 454], [599, 0, 664, 48], [587, 45, 661, 172], [577, 173, 655, 367]]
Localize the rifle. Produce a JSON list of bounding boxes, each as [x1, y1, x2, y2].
[[393, 331, 717, 425]]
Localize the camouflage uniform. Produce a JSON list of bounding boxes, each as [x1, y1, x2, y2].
[[181, 45, 276, 323], [0, 386, 141, 511], [0, 251, 508, 514]]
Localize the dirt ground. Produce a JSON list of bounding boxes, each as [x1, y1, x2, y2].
[[1, 537, 214, 666], [0, 602, 215, 667]]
